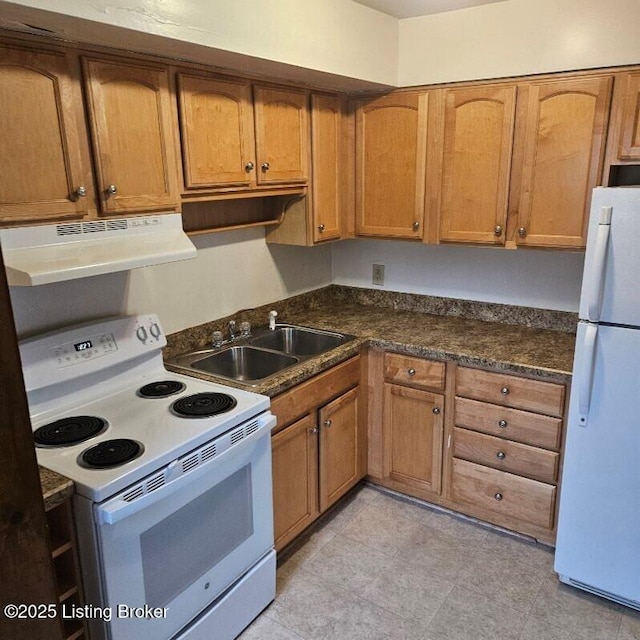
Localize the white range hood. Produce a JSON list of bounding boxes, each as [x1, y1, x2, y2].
[[0, 213, 197, 286]]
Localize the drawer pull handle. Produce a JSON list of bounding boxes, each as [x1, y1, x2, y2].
[[494, 492, 503, 501], [407, 368, 416, 376], [323, 419, 332, 428], [500, 387, 510, 395], [498, 419, 508, 428], [496, 451, 506, 460], [432, 407, 441, 415]]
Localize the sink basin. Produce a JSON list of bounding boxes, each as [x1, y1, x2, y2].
[[176, 346, 298, 382], [250, 325, 347, 356], [167, 324, 356, 386]]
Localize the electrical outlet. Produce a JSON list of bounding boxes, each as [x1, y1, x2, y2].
[[372, 264, 385, 286]]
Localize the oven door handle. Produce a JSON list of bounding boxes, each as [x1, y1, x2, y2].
[[95, 412, 275, 526]]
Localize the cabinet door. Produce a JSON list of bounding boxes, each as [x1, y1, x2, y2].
[[0, 45, 94, 223], [311, 94, 343, 242], [82, 58, 180, 214], [438, 86, 516, 245], [177, 75, 256, 189], [253, 86, 309, 185], [616, 71, 640, 160], [515, 76, 612, 248], [319, 387, 363, 512], [383, 383, 444, 495], [271, 414, 319, 551], [355, 93, 428, 238]]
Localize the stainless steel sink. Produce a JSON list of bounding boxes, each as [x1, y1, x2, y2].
[[167, 324, 355, 385], [173, 346, 298, 382], [249, 324, 347, 356]]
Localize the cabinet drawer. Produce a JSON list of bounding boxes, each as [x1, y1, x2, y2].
[[384, 353, 445, 390], [453, 427, 559, 483], [451, 458, 556, 529], [455, 367, 565, 417], [454, 397, 562, 450]]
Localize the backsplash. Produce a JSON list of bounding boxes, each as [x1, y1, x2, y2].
[[164, 284, 577, 360]]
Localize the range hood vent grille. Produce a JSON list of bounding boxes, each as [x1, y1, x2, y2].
[[0, 213, 197, 286]]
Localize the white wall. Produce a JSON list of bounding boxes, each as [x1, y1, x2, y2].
[[399, 0, 640, 86], [0, 0, 398, 89], [332, 239, 584, 311], [8, 228, 333, 337]]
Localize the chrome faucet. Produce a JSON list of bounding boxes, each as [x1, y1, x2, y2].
[[268, 310, 278, 331], [228, 320, 237, 340]]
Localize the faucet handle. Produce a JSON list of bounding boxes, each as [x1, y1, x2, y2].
[[212, 331, 223, 348], [268, 310, 278, 330], [239, 321, 251, 337]]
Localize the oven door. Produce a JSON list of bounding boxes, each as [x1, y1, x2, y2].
[[93, 412, 275, 640]]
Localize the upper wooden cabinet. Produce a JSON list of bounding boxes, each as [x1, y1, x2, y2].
[[0, 43, 95, 224], [265, 93, 344, 246], [513, 76, 612, 248], [177, 75, 256, 190], [355, 92, 428, 239], [82, 58, 181, 214], [435, 85, 516, 245], [253, 86, 309, 185], [613, 71, 640, 161]]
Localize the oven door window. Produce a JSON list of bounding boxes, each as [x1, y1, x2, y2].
[[94, 428, 273, 640], [141, 465, 253, 608]]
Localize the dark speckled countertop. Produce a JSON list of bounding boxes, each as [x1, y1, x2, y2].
[[165, 286, 576, 397]]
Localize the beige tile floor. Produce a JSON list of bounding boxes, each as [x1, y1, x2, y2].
[[240, 484, 640, 640]]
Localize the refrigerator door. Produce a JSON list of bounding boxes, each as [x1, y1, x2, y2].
[[580, 187, 640, 327], [554, 321, 640, 609]]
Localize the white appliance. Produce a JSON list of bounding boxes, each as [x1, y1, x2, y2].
[[554, 187, 640, 610], [20, 314, 276, 639], [0, 213, 196, 286]]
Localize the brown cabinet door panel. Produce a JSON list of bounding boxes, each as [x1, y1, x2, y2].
[[516, 76, 612, 248], [0, 45, 94, 223], [383, 383, 444, 495], [271, 414, 319, 551], [319, 387, 362, 511], [254, 86, 309, 185], [83, 58, 180, 213], [311, 94, 342, 242], [438, 85, 516, 244], [355, 93, 428, 238], [178, 75, 256, 189], [617, 71, 640, 160]]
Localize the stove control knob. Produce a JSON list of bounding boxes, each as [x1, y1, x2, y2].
[[149, 322, 161, 340], [136, 326, 148, 344]]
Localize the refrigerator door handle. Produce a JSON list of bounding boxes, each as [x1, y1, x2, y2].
[[577, 323, 598, 426], [584, 206, 612, 322]]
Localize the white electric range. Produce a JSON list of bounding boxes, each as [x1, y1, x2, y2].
[[20, 314, 276, 640]]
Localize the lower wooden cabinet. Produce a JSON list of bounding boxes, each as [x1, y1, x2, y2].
[[448, 366, 566, 543], [46, 499, 87, 640], [383, 384, 444, 496], [367, 349, 567, 544], [271, 357, 365, 551]]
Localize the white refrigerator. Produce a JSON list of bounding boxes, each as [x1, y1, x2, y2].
[[554, 187, 640, 610]]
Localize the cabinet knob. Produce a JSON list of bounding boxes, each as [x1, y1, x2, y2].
[[318, 224, 326, 232], [245, 161, 255, 172], [407, 368, 416, 377], [309, 426, 319, 434], [496, 451, 506, 460], [500, 386, 509, 395], [261, 162, 270, 172], [494, 492, 504, 501], [498, 419, 508, 428], [432, 407, 441, 415], [412, 221, 420, 231], [494, 225, 502, 236], [518, 227, 527, 238], [105, 184, 118, 197], [74, 186, 88, 199], [323, 419, 332, 428]]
